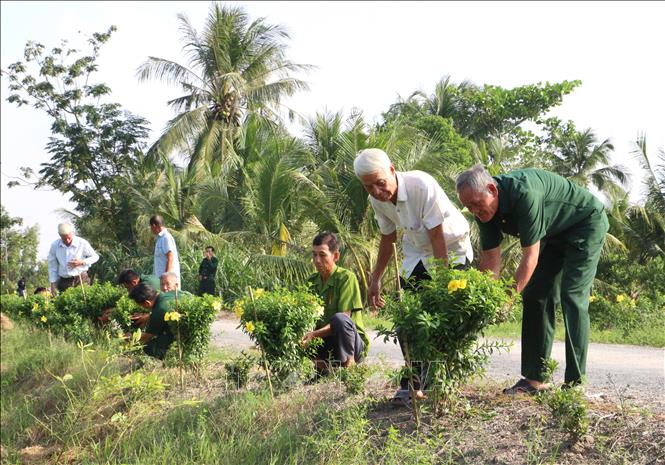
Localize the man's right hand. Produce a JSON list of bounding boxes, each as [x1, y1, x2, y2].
[[130, 312, 150, 329], [368, 277, 385, 309], [50, 283, 58, 296]]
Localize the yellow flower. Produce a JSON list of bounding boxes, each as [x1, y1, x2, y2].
[[245, 321, 255, 333], [253, 288, 265, 298], [616, 294, 627, 303], [40, 315, 47, 322], [588, 295, 598, 303], [448, 279, 467, 294], [212, 301, 222, 312], [164, 311, 181, 322], [314, 305, 325, 318], [31, 303, 40, 313], [233, 299, 245, 318], [630, 299, 637, 308]]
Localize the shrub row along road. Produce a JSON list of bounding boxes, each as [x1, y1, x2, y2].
[[211, 318, 665, 411]]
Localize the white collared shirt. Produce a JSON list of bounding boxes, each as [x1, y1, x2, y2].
[[154, 228, 180, 278], [369, 170, 473, 277], [47, 236, 100, 283]]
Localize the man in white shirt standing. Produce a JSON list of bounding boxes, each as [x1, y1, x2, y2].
[[47, 222, 100, 295], [150, 215, 180, 284], [354, 148, 473, 403]]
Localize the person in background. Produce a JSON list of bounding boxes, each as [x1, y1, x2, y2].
[[198, 246, 219, 296], [17, 277, 26, 298], [126, 283, 176, 359], [150, 215, 180, 285], [47, 222, 99, 295]]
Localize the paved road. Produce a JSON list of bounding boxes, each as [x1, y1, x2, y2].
[[211, 318, 665, 410]]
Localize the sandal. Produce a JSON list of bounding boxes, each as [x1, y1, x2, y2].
[[502, 378, 546, 396], [390, 388, 426, 405]]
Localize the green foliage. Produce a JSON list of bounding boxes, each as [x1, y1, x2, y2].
[[113, 294, 143, 332], [164, 293, 220, 364], [3, 27, 150, 251], [380, 262, 518, 403], [93, 371, 167, 402], [237, 286, 323, 379], [538, 359, 589, 438], [339, 363, 370, 395], [224, 351, 257, 388], [0, 205, 45, 293]]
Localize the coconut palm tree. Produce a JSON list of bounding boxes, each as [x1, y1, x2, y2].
[[550, 127, 629, 201], [136, 3, 311, 169]]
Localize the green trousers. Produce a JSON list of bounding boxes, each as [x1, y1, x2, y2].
[[521, 210, 608, 384]]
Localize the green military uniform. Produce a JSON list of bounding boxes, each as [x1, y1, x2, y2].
[[307, 265, 370, 356], [477, 169, 608, 384], [144, 292, 177, 359], [198, 256, 218, 296], [140, 274, 160, 291]]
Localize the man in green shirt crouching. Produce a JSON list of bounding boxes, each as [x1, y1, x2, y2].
[[302, 232, 369, 374], [127, 282, 177, 360], [456, 165, 608, 394]]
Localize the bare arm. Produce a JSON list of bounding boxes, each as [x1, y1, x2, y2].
[[479, 246, 502, 279], [368, 231, 397, 308], [514, 242, 540, 293], [426, 224, 448, 267], [165, 251, 174, 273], [302, 310, 353, 343]]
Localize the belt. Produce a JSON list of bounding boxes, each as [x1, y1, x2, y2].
[[59, 273, 87, 281]]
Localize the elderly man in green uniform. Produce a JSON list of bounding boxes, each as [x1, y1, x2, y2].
[[198, 246, 219, 296], [456, 165, 609, 394], [302, 232, 369, 374], [127, 282, 178, 359], [98, 269, 162, 326]]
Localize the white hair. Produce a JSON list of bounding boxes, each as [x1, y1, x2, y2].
[[160, 272, 178, 282], [455, 164, 497, 193], [353, 148, 392, 177], [58, 222, 74, 235]]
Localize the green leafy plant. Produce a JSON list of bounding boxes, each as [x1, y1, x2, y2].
[[163, 293, 220, 365], [380, 262, 518, 407], [225, 351, 257, 388], [338, 364, 370, 395], [237, 286, 324, 380]]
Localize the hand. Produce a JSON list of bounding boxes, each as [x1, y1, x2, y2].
[[98, 308, 113, 325], [50, 283, 58, 296], [301, 331, 315, 347], [368, 277, 385, 309], [130, 312, 150, 328], [68, 258, 84, 269]]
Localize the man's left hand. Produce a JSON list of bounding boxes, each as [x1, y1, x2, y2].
[[68, 258, 84, 268]]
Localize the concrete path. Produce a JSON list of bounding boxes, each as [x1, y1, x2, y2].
[[211, 318, 665, 410]]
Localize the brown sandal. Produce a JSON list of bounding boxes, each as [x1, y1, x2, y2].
[[502, 378, 543, 396]]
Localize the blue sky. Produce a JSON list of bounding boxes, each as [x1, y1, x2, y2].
[[1, 1, 664, 258]]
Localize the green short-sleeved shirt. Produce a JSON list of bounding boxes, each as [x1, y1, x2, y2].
[[307, 266, 369, 350], [140, 274, 160, 291], [144, 292, 177, 359], [478, 169, 605, 250]]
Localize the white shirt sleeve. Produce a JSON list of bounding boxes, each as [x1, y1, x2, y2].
[[81, 239, 100, 266], [372, 203, 397, 235], [421, 181, 446, 230], [47, 241, 59, 283]]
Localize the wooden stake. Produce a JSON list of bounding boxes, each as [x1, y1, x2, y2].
[[248, 287, 274, 399], [392, 242, 420, 429]]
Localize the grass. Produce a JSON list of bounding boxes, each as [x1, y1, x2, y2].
[[2, 323, 663, 465]]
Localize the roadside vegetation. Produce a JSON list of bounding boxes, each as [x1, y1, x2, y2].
[[2, 323, 663, 465]]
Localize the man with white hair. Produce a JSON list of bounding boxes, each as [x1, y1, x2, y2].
[[354, 148, 473, 403], [455, 165, 608, 394], [47, 222, 99, 295]]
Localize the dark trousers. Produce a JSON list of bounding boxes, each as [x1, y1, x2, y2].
[[315, 313, 365, 367], [56, 271, 90, 293], [521, 211, 608, 384], [198, 276, 216, 296], [398, 259, 470, 391]]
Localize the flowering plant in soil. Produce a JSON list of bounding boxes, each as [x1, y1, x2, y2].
[[237, 286, 324, 379], [163, 293, 220, 365], [380, 261, 519, 405]]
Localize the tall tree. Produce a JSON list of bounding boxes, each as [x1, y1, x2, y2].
[[2, 27, 150, 249], [0, 205, 45, 292], [137, 3, 311, 168]]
